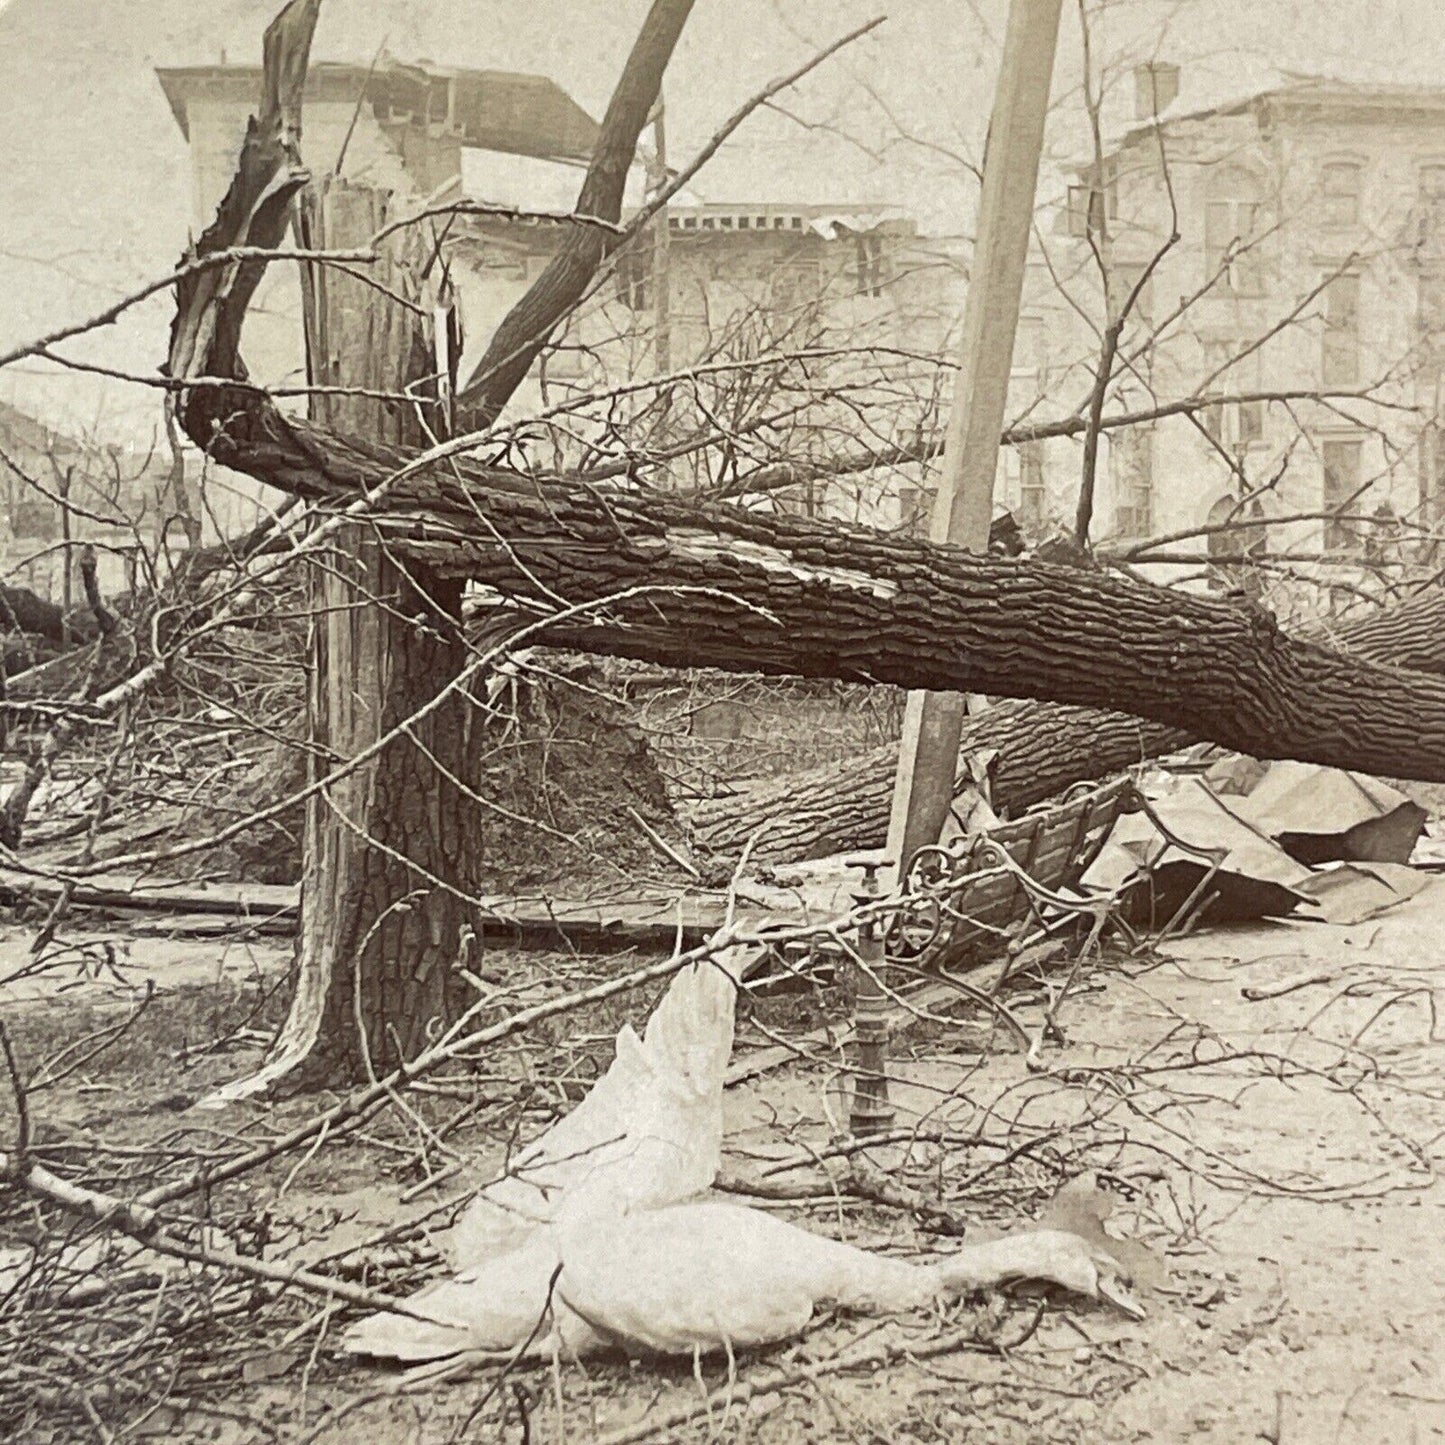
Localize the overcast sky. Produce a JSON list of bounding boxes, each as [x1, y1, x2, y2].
[[5, 0, 1445, 439]]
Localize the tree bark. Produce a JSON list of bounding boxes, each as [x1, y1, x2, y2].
[[688, 587, 1445, 866], [391, 491, 1445, 784], [162, 377, 1445, 798], [287, 522, 478, 1085], [226, 178, 483, 1094]]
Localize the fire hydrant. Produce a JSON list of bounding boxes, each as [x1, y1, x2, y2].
[[847, 856, 895, 1138]]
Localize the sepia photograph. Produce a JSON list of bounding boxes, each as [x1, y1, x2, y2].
[[1, 0, 1443, 1438]]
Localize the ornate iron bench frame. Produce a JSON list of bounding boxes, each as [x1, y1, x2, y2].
[[885, 774, 1229, 974]]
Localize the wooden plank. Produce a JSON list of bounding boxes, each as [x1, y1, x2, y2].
[[0, 868, 780, 951], [0, 870, 297, 916]]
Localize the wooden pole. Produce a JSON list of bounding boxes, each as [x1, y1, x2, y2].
[[648, 97, 672, 379], [884, 0, 1064, 886]]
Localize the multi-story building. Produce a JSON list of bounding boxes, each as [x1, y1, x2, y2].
[[156, 55, 925, 530], [1051, 64, 1445, 593], [156, 56, 599, 402]]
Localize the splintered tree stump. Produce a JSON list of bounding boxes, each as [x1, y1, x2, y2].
[[229, 176, 482, 1093], [172, 0, 699, 1093]]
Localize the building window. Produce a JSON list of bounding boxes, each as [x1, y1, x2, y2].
[[614, 243, 651, 312], [1237, 399, 1265, 447], [1112, 428, 1153, 538], [541, 339, 586, 381], [1319, 161, 1362, 229], [1421, 164, 1445, 210], [1014, 315, 1044, 372], [1419, 272, 1445, 358], [1019, 442, 1046, 531], [772, 256, 823, 311], [1206, 493, 1268, 594], [11, 496, 56, 541], [1067, 184, 1110, 239], [1202, 398, 1264, 449], [1321, 272, 1360, 386], [853, 233, 887, 297], [1321, 437, 1364, 549], [1200, 343, 1263, 450], [1420, 419, 1445, 523], [1204, 166, 1265, 295], [1200, 340, 1230, 443], [1412, 164, 1445, 254], [1111, 263, 1153, 325]]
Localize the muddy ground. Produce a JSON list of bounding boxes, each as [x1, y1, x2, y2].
[[2, 879, 1444, 1443]]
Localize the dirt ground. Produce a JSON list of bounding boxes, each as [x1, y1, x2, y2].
[[3, 878, 1445, 1442]]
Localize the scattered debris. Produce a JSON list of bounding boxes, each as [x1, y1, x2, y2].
[[1226, 760, 1428, 866], [1082, 760, 1434, 930]]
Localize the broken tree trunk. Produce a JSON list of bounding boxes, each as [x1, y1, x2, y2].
[[171, 3, 1445, 919], [223, 177, 484, 1094], [162, 379, 1445, 798], [171, 0, 700, 1091], [454, 0, 697, 427], [688, 586, 1445, 866]]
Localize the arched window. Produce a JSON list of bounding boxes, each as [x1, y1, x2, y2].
[[1204, 165, 1265, 295], [1320, 161, 1363, 230]]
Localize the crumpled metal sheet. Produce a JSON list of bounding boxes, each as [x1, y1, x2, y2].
[[1083, 762, 1432, 930], [1290, 861, 1434, 925], [1226, 761, 1427, 866], [1081, 777, 1313, 925]]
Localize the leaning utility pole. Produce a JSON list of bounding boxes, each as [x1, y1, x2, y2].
[[884, 0, 1064, 884], [646, 95, 673, 379]]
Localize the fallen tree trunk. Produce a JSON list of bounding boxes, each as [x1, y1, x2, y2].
[[168, 382, 1445, 795], [166, 8, 1445, 862], [691, 699, 1176, 866], [689, 587, 1445, 865], [378, 505, 1445, 790]]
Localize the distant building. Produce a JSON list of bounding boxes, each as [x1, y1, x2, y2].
[[882, 240, 1087, 542], [157, 54, 601, 398], [156, 55, 926, 526], [452, 195, 923, 518], [1053, 66, 1445, 586], [155, 58, 598, 223], [0, 398, 173, 602]]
